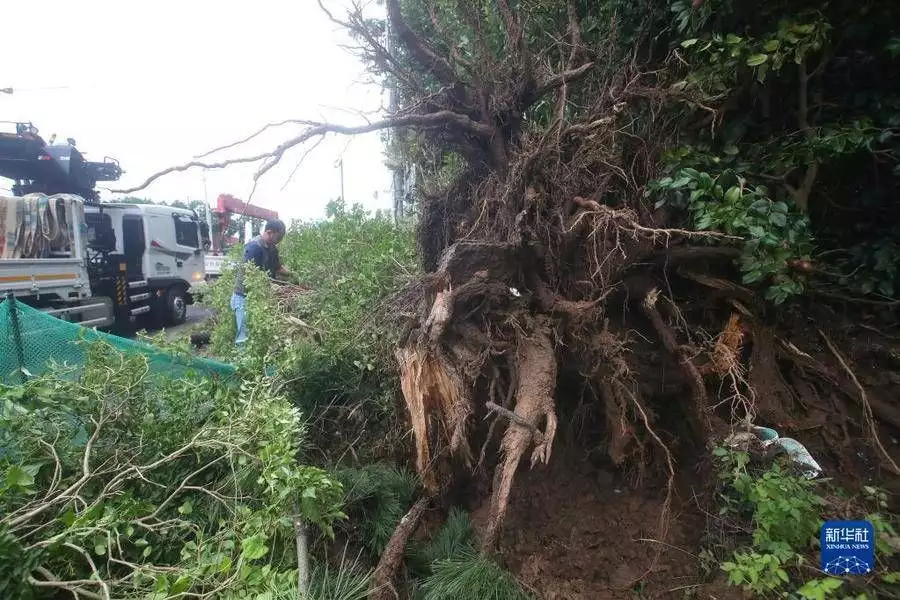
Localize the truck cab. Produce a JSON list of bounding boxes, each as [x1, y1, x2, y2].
[[85, 203, 206, 325]]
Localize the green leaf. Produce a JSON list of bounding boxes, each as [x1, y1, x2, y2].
[[681, 38, 699, 48], [59, 507, 76, 527], [746, 54, 768, 66], [170, 575, 191, 595], [94, 543, 107, 556], [240, 534, 269, 561], [769, 212, 787, 227], [763, 39, 781, 52], [743, 269, 764, 283], [724, 186, 742, 203], [143, 546, 153, 558], [726, 34, 743, 45], [716, 169, 740, 189], [178, 501, 193, 515], [6, 465, 35, 489], [749, 199, 770, 213]]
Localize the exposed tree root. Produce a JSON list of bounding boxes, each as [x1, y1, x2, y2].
[[748, 325, 797, 427], [820, 330, 900, 476], [482, 318, 558, 551], [369, 495, 432, 600], [641, 288, 712, 442]]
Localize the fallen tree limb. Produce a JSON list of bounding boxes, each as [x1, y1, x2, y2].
[[369, 496, 431, 600]]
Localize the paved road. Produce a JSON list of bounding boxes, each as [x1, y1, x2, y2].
[[163, 305, 213, 340], [114, 304, 213, 340]]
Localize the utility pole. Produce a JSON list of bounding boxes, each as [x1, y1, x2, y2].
[[385, 13, 406, 224]]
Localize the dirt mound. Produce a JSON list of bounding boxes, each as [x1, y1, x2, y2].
[[472, 454, 704, 599]]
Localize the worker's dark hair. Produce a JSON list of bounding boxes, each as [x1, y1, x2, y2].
[[264, 219, 286, 234]]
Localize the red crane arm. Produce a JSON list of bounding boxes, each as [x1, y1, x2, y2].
[[210, 194, 280, 253], [214, 193, 279, 220]]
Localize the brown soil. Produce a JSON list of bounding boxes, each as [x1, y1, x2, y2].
[[465, 445, 710, 600]]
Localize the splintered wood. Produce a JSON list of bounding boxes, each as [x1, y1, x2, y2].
[[395, 346, 467, 494]]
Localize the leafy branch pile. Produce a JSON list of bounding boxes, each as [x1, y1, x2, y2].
[[0, 343, 344, 600], [202, 200, 419, 457]]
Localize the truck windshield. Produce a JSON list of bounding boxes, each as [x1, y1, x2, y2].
[[174, 215, 199, 248]]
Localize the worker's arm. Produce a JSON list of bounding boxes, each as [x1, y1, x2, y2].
[[272, 247, 293, 279]]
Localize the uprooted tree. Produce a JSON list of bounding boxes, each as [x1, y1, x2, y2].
[[117, 0, 900, 595]]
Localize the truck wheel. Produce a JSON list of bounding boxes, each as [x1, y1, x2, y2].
[[165, 286, 188, 326]]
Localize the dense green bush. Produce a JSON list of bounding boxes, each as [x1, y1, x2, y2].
[[649, 0, 900, 304], [710, 447, 900, 598], [202, 200, 418, 455]]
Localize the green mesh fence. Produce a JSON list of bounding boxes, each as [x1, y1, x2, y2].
[[0, 297, 235, 384]]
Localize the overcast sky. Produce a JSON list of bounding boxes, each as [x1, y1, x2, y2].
[[2, 0, 392, 222]]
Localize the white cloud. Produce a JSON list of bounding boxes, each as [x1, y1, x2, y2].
[[2, 0, 392, 221]]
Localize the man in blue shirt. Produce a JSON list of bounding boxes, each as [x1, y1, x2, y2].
[[231, 219, 293, 344]]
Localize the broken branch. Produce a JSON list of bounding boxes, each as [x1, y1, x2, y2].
[[486, 400, 543, 444], [114, 111, 492, 194]]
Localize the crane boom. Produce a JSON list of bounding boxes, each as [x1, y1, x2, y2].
[[210, 193, 279, 254]]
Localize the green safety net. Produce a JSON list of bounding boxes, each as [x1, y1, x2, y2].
[[0, 298, 235, 384]]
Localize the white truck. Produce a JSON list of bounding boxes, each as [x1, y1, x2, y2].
[[0, 194, 206, 328], [0, 122, 206, 328]]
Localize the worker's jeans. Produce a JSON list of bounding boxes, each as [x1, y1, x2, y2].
[[231, 293, 249, 345]]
